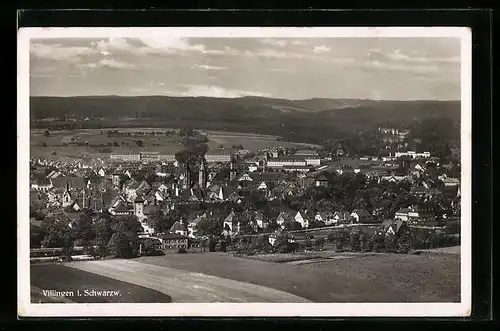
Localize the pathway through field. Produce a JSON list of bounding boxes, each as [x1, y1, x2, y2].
[[66, 259, 310, 303]]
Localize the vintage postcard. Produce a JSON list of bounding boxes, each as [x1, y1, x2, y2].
[[18, 27, 471, 317]]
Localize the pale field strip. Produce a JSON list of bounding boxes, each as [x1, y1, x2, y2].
[[65, 259, 311, 303]]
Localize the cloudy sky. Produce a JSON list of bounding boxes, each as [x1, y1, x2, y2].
[[29, 37, 461, 100]]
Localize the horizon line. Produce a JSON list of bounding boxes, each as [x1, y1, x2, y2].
[[29, 95, 461, 102]]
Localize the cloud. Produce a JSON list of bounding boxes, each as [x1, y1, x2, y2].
[[387, 49, 460, 63], [91, 37, 207, 56], [268, 68, 292, 73], [31, 43, 97, 62], [203, 46, 242, 56], [178, 84, 269, 98], [261, 39, 288, 47], [92, 38, 134, 55], [313, 45, 331, 53], [78, 58, 135, 69], [138, 36, 205, 54], [100, 59, 134, 69], [191, 64, 227, 70], [366, 60, 443, 74], [244, 49, 307, 59]]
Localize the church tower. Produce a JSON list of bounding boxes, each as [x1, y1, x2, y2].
[[181, 161, 192, 190], [230, 157, 236, 182], [186, 160, 192, 188], [134, 196, 145, 221], [199, 157, 207, 189]]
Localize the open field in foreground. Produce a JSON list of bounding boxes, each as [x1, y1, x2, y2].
[[138, 251, 460, 302], [64, 259, 309, 303], [30, 263, 172, 303], [30, 251, 460, 303]]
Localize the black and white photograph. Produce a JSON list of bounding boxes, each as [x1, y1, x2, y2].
[[17, 27, 471, 317]]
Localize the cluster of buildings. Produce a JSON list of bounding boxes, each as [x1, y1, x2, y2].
[[378, 127, 410, 143], [30, 134, 461, 251]]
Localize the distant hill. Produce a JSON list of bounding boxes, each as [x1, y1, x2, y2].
[[29, 96, 460, 144]]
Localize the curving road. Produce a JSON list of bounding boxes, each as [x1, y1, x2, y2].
[[65, 259, 310, 303]]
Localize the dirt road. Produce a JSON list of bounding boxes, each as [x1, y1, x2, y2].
[[65, 259, 310, 303]]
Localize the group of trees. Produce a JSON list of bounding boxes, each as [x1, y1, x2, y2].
[[145, 209, 183, 235], [175, 143, 209, 164], [179, 126, 194, 137], [232, 144, 244, 150], [31, 211, 145, 259], [324, 226, 458, 254], [228, 232, 299, 255]]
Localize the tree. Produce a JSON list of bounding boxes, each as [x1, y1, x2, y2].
[[333, 230, 350, 251], [197, 215, 223, 237], [136, 140, 143, 147], [71, 211, 95, 244], [359, 231, 372, 252], [44, 130, 50, 137], [327, 232, 335, 243], [397, 231, 411, 253], [309, 219, 325, 229], [107, 232, 132, 258], [314, 237, 325, 250], [146, 209, 177, 234], [30, 224, 46, 248], [273, 234, 298, 253], [41, 218, 73, 248], [267, 219, 279, 232], [370, 232, 386, 252], [384, 233, 398, 253], [175, 149, 196, 165], [92, 217, 113, 256], [348, 229, 361, 252], [111, 215, 143, 234], [284, 221, 302, 231], [110, 215, 142, 256]]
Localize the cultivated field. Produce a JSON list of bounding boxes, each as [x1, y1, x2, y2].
[[30, 128, 184, 159], [30, 127, 320, 159], [138, 251, 460, 302], [206, 131, 321, 152], [30, 263, 172, 303]]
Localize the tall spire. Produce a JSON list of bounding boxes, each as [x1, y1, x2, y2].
[[230, 157, 236, 181], [199, 157, 207, 189]]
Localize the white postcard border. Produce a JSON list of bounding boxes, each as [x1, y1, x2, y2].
[[17, 26, 472, 317]]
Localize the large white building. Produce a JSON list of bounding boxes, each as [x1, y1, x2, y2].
[[110, 152, 141, 162], [395, 151, 431, 159], [305, 156, 321, 166], [205, 149, 232, 163], [295, 149, 318, 157], [267, 156, 306, 168], [110, 151, 176, 162]]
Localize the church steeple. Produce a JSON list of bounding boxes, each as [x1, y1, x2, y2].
[[182, 160, 192, 189], [199, 157, 207, 189], [230, 157, 236, 181]]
